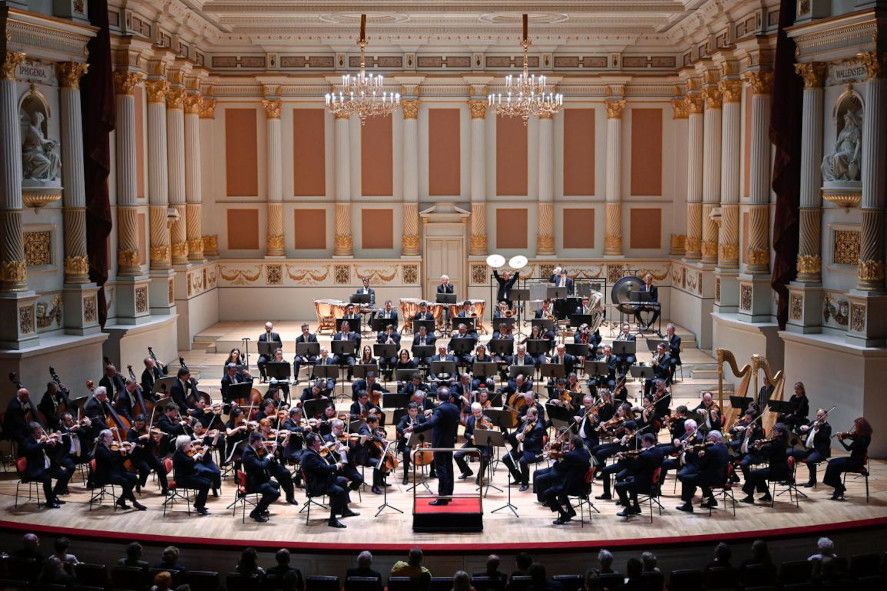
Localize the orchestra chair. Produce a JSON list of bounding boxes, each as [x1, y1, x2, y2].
[[179, 570, 221, 591], [848, 553, 882, 579], [639, 571, 665, 591], [74, 563, 109, 588], [298, 468, 329, 525], [703, 566, 738, 590], [552, 574, 584, 591], [87, 458, 119, 511], [634, 466, 664, 523], [706, 463, 737, 517], [13, 456, 42, 509], [666, 569, 703, 591], [162, 457, 194, 516], [345, 575, 384, 591], [2, 556, 40, 585], [305, 575, 340, 591], [228, 469, 260, 523], [770, 456, 801, 508], [567, 466, 601, 527], [841, 455, 870, 503], [110, 566, 152, 591]]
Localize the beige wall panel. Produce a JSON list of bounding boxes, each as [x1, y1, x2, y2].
[[496, 208, 528, 249], [496, 116, 528, 196], [226, 208, 259, 249], [361, 115, 393, 196], [630, 208, 662, 249], [563, 208, 595, 249], [293, 209, 327, 250]]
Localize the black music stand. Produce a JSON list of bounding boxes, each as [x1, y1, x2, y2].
[[586, 361, 610, 378], [730, 395, 754, 416], [525, 339, 550, 359], [646, 339, 668, 353], [430, 360, 457, 378], [452, 317, 476, 333], [225, 382, 253, 405], [540, 363, 566, 382], [396, 369, 423, 384], [353, 364, 380, 380], [350, 293, 371, 305], [382, 392, 409, 409], [565, 343, 589, 359], [488, 392, 504, 407], [767, 400, 795, 415], [547, 287, 568, 300], [630, 365, 654, 381], [257, 340, 282, 357], [612, 340, 636, 357], [413, 319, 436, 335], [436, 293, 457, 305], [295, 341, 320, 357], [531, 318, 555, 332], [508, 365, 535, 380], [406, 432, 433, 494], [331, 339, 356, 359], [371, 318, 396, 332], [491, 439, 519, 518], [472, 362, 499, 380], [303, 398, 333, 419], [311, 364, 341, 398], [335, 318, 362, 334], [473, 429, 504, 496], [411, 345, 435, 362], [568, 314, 595, 328], [491, 317, 516, 333], [374, 440, 403, 517], [546, 402, 573, 427], [511, 288, 530, 336], [448, 338, 476, 363], [265, 363, 291, 400], [487, 338, 514, 358]]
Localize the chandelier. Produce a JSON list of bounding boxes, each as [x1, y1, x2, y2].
[[488, 14, 563, 125], [325, 14, 400, 125]]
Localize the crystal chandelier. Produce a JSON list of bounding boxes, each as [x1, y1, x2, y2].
[[325, 14, 400, 125], [488, 14, 563, 125]]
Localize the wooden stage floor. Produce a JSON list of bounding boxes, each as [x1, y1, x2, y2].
[[1, 457, 885, 552]]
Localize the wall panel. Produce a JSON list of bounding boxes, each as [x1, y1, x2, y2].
[[361, 209, 394, 249], [629, 208, 662, 249], [630, 109, 663, 196], [294, 209, 327, 249], [563, 208, 595, 248], [293, 109, 326, 196], [496, 208, 528, 249], [361, 115, 393, 196], [428, 109, 461, 195], [224, 109, 259, 197], [563, 109, 596, 195], [496, 117, 528, 196], [226, 208, 259, 249]]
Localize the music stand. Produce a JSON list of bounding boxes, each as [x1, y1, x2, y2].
[[487, 338, 514, 358], [411, 345, 435, 361], [413, 319, 436, 335], [508, 365, 535, 379], [311, 364, 341, 398], [353, 364, 380, 380], [473, 429, 504, 496], [730, 395, 754, 415], [266, 362, 291, 382], [372, 343, 397, 358], [225, 382, 253, 404], [396, 369, 423, 384], [472, 362, 499, 380], [545, 402, 573, 427], [488, 392, 504, 407], [452, 317, 476, 333], [430, 360, 457, 378], [448, 337, 476, 356], [565, 343, 589, 359], [612, 340, 636, 357], [540, 363, 566, 382], [382, 392, 409, 409], [630, 365, 654, 380], [350, 293, 371, 305], [304, 398, 333, 419], [295, 341, 320, 357], [525, 339, 550, 358], [547, 286, 568, 300], [486, 407, 516, 430], [646, 339, 668, 353], [153, 376, 178, 396], [374, 439, 403, 517], [587, 361, 610, 377], [406, 432, 433, 494], [257, 340, 282, 357], [568, 314, 595, 329], [335, 318, 362, 334], [435, 293, 457, 305], [531, 318, 555, 332], [490, 434, 519, 517], [491, 317, 516, 333], [330, 339, 356, 359], [767, 400, 795, 415]]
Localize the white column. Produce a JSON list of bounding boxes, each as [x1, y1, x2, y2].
[[166, 87, 187, 265], [718, 79, 742, 270], [537, 112, 555, 255], [334, 113, 353, 256], [604, 99, 625, 256], [263, 97, 284, 256], [701, 85, 722, 265], [199, 97, 218, 257], [146, 79, 171, 270], [0, 52, 27, 292], [685, 95, 704, 260], [857, 54, 887, 292], [744, 72, 773, 274], [184, 93, 204, 262], [113, 72, 144, 275], [794, 64, 827, 282], [468, 99, 488, 256], [401, 98, 420, 256]]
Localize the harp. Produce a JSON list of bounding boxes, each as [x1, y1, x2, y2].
[[716, 348, 752, 429], [756, 355, 785, 434]]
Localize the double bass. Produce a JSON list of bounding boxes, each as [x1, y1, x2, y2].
[[47, 367, 70, 419], [127, 365, 153, 418]]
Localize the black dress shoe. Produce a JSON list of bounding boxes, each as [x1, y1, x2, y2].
[[286, 497, 299, 505], [565, 506, 577, 518], [45, 501, 61, 509], [328, 519, 346, 528], [617, 508, 634, 517], [519, 484, 529, 492], [116, 499, 130, 509], [195, 506, 209, 515], [676, 503, 694, 513], [251, 512, 269, 523], [553, 514, 572, 525], [428, 499, 450, 506], [700, 498, 718, 509], [371, 485, 383, 495], [212, 488, 219, 497], [340, 509, 360, 518], [802, 481, 815, 488], [595, 493, 612, 501], [459, 471, 474, 480], [53, 498, 66, 505], [740, 495, 755, 504], [402, 477, 409, 485], [758, 494, 773, 502], [133, 501, 147, 511]]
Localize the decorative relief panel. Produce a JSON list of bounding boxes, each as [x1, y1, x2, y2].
[[403, 265, 418, 285], [739, 284, 752, 311], [135, 286, 148, 314], [823, 293, 849, 328], [850, 303, 866, 333], [36, 295, 61, 331], [715, 278, 721, 302], [266, 264, 283, 285], [789, 293, 803, 321], [833, 229, 860, 265], [24, 231, 52, 266], [168, 279, 175, 304], [83, 296, 97, 324], [334, 265, 350, 285], [287, 266, 330, 284], [19, 306, 35, 335], [471, 264, 487, 285]]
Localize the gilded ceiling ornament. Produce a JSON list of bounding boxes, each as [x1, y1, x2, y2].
[[794, 62, 828, 89], [606, 99, 626, 119], [262, 98, 282, 119], [1, 52, 25, 81], [857, 51, 885, 80], [56, 62, 89, 89]]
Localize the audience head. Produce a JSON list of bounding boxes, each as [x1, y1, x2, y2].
[[528, 563, 547, 583], [407, 547, 424, 566], [515, 552, 533, 572], [714, 542, 732, 564], [53, 537, 70, 555], [161, 546, 180, 565], [598, 549, 614, 570], [486, 554, 500, 573], [153, 571, 172, 591], [626, 557, 643, 579], [357, 550, 372, 568], [751, 540, 772, 564], [22, 533, 40, 553], [125, 542, 143, 561], [641, 551, 657, 572], [275, 549, 291, 566], [815, 537, 835, 557], [452, 571, 472, 591]]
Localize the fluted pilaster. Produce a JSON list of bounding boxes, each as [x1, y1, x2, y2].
[[146, 79, 171, 270], [537, 201, 555, 255], [537, 113, 555, 255], [266, 202, 284, 256], [264, 98, 284, 257], [402, 202, 420, 256], [796, 63, 826, 282], [166, 88, 187, 265], [470, 203, 487, 256], [334, 113, 353, 256], [744, 72, 773, 274], [184, 93, 203, 261], [469, 99, 487, 256], [701, 86, 722, 265], [334, 203, 353, 256], [402, 99, 420, 256], [0, 52, 27, 291], [685, 95, 704, 260], [113, 71, 145, 275], [604, 202, 622, 256], [604, 100, 625, 256], [717, 79, 741, 269]]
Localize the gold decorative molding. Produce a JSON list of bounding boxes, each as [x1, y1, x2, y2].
[[113, 71, 146, 96], [701, 240, 718, 259], [718, 243, 739, 262], [187, 238, 204, 256], [858, 259, 885, 283], [64, 255, 89, 278], [670, 234, 686, 255], [833, 230, 860, 265], [334, 111, 351, 120], [145, 79, 170, 104], [23, 231, 51, 266], [822, 191, 861, 208], [202, 235, 219, 256], [468, 99, 487, 119], [857, 51, 885, 80], [1, 52, 26, 81], [604, 235, 622, 253], [702, 87, 722, 109], [117, 249, 139, 270], [0, 261, 27, 285], [150, 245, 170, 265], [796, 254, 821, 276], [401, 99, 419, 120], [671, 98, 688, 119], [135, 286, 149, 314], [742, 71, 773, 95], [22, 190, 62, 209], [469, 234, 487, 255], [747, 249, 769, 266], [538, 111, 554, 120], [685, 236, 701, 258], [171, 241, 188, 262], [19, 306, 35, 335], [262, 98, 282, 119], [266, 234, 285, 253], [183, 93, 202, 115], [56, 62, 89, 89], [199, 96, 216, 119], [718, 79, 743, 103], [166, 87, 184, 110], [794, 62, 827, 89], [685, 94, 704, 114], [606, 99, 626, 119]]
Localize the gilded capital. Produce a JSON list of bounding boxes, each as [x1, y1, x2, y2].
[[334, 111, 351, 120], [718, 79, 743, 103], [56, 62, 89, 89], [685, 94, 704, 114], [857, 51, 885, 80], [64, 255, 90, 279], [199, 96, 216, 119], [262, 98, 282, 119], [702, 87, 722, 109], [743, 71, 773, 95], [1, 52, 25, 81], [183, 93, 202, 114], [796, 254, 821, 276], [145, 79, 170, 104], [672, 97, 689, 119], [468, 99, 487, 119], [166, 87, 184, 110], [113, 71, 146, 96], [0, 260, 27, 285], [858, 259, 886, 283], [794, 62, 828, 89], [401, 98, 419, 120], [606, 99, 626, 119], [117, 250, 140, 270]]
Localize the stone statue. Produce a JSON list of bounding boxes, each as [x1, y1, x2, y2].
[[821, 108, 862, 183], [21, 111, 61, 182]]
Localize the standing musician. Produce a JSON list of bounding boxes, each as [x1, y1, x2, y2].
[[405, 387, 462, 505], [93, 428, 146, 511], [171, 435, 211, 515], [293, 323, 320, 380], [592, 345, 619, 391], [99, 363, 126, 399], [396, 403, 426, 485], [141, 356, 165, 394], [665, 324, 682, 368], [614, 433, 664, 517], [646, 343, 674, 396], [376, 324, 401, 380], [505, 406, 545, 492], [792, 408, 833, 488], [356, 276, 376, 308], [693, 392, 722, 434], [493, 269, 520, 308], [22, 422, 71, 508], [740, 422, 791, 505], [324, 419, 365, 492], [333, 321, 360, 380], [127, 414, 169, 496], [823, 417, 872, 501], [634, 273, 660, 331], [4, 387, 37, 444], [539, 432, 591, 525], [301, 433, 358, 528], [257, 322, 283, 382], [779, 382, 810, 432], [676, 430, 729, 512], [454, 402, 493, 484], [241, 432, 282, 522], [38, 382, 68, 431], [171, 367, 200, 411]]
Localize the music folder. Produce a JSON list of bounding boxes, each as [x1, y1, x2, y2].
[[435, 292, 457, 304], [448, 337, 476, 355], [430, 360, 457, 377], [350, 293, 371, 304], [330, 339, 356, 357], [487, 338, 514, 356], [531, 318, 555, 331], [370, 317, 396, 332], [547, 286, 568, 299], [586, 361, 610, 376], [565, 343, 589, 358], [373, 343, 397, 358], [540, 363, 566, 380], [568, 314, 595, 328], [353, 364, 379, 379], [295, 341, 320, 356], [472, 362, 499, 378], [257, 340, 282, 356], [265, 362, 291, 380], [630, 365, 654, 379], [452, 317, 476, 332], [413, 319, 437, 335], [508, 364, 535, 379], [525, 339, 550, 357], [311, 364, 340, 380], [485, 408, 516, 430], [382, 392, 410, 409], [491, 317, 516, 332], [612, 340, 636, 356]]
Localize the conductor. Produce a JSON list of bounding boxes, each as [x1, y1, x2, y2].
[[406, 387, 461, 505]]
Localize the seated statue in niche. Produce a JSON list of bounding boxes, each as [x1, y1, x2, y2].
[[821, 108, 862, 183], [21, 111, 61, 182]]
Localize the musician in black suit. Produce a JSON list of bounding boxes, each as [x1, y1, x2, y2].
[[94, 428, 146, 511], [493, 269, 520, 307], [436, 275, 455, 295], [411, 324, 436, 365], [613, 323, 637, 371], [349, 391, 382, 423], [38, 382, 68, 431], [592, 345, 619, 390], [406, 387, 462, 505], [351, 373, 388, 403], [356, 277, 376, 307], [779, 382, 811, 432], [428, 346, 457, 382], [741, 423, 791, 504], [291, 324, 319, 380], [539, 433, 591, 524], [98, 364, 126, 399], [376, 324, 400, 380], [241, 432, 282, 522], [127, 415, 169, 496], [448, 323, 477, 366], [506, 406, 545, 491], [172, 435, 212, 515], [333, 321, 360, 379], [171, 367, 199, 411], [21, 422, 72, 508], [376, 300, 399, 327], [141, 357, 164, 395], [634, 273, 660, 329], [83, 387, 112, 437], [301, 433, 358, 528], [615, 433, 665, 517], [553, 268, 574, 295], [454, 402, 493, 483], [396, 403, 427, 485], [665, 324, 682, 367], [676, 430, 729, 512], [509, 344, 537, 369], [645, 343, 674, 396], [257, 322, 283, 382], [792, 408, 833, 487], [547, 344, 577, 376], [4, 387, 36, 444], [113, 379, 140, 423]]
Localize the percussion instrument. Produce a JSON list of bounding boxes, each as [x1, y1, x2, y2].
[[399, 297, 423, 332], [486, 254, 506, 269], [611, 275, 645, 315], [508, 255, 528, 270], [314, 299, 349, 334]]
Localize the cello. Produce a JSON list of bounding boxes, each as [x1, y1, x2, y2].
[[127, 365, 153, 418], [86, 379, 131, 434]]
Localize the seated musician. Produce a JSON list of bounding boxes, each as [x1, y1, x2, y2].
[[501, 373, 533, 400], [351, 371, 388, 403], [377, 300, 398, 326], [302, 432, 358, 528], [190, 421, 224, 496], [413, 301, 435, 323], [645, 343, 674, 396], [676, 430, 729, 512], [539, 432, 591, 525], [449, 323, 477, 365], [266, 349, 290, 399], [343, 303, 362, 322], [333, 321, 360, 380], [156, 403, 190, 440], [634, 273, 660, 330], [659, 417, 700, 486], [83, 387, 111, 434], [647, 379, 671, 422], [665, 324, 682, 368], [350, 391, 382, 424], [38, 381, 68, 431], [257, 322, 283, 382], [394, 349, 418, 377], [171, 434, 214, 514], [729, 408, 764, 478], [280, 406, 307, 464], [574, 323, 602, 359], [141, 356, 164, 395], [509, 344, 537, 369], [740, 422, 791, 504], [547, 343, 577, 375], [376, 324, 400, 380], [355, 276, 376, 309], [451, 373, 473, 399], [324, 419, 365, 492], [779, 382, 810, 432], [554, 268, 574, 294], [757, 375, 774, 409], [614, 433, 665, 517], [293, 324, 319, 380], [823, 417, 872, 501], [358, 344, 376, 367], [255, 399, 278, 422], [171, 367, 200, 412], [241, 432, 282, 522], [493, 300, 513, 319], [575, 295, 600, 316], [356, 413, 389, 494], [592, 415, 638, 501], [396, 403, 427, 485], [313, 348, 338, 390], [22, 421, 71, 509], [56, 412, 92, 474], [492, 320, 515, 342], [469, 344, 494, 376], [534, 299, 555, 319], [301, 379, 331, 404], [224, 407, 251, 463], [99, 363, 126, 399], [400, 372, 429, 400], [221, 363, 249, 404], [411, 325, 436, 365], [94, 428, 146, 511], [315, 405, 338, 437], [506, 406, 545, 491], [222, 348, 249, 378], [573, 394, 605, 450], [127, 414, 169, 496], [693, 391, 722, 434], [455, 402, 493, 484], [456, 300, 474, 319], [590, 347, 618, 395], [792, 408, 832, 488], [428, 346, 457, 384]]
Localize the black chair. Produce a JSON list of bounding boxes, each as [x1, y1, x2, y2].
[[668, 569, 703, 591], [639, 570, 664, 591], [430, 576, 454, 591], [74, 563, 108, 588], [567, 467, 600, 527], [13, 456, 43, 508], [87, 458, 119, 511], [703, 566, 738, 589], [841, 456, 870, 502], [471, 576, 505, 591], [509, 575, 531, 591], [180, 570, 220, 591], [857, 575, 887, 590], [298, 468, 329, 524], [0, 580, 29, 591], [707, 463, 737, 517], [553, 574, 584, 591], [587, 573, 623, 591], [387, 576, 412, 591], [634, 466, 664, 523], [770, 455, 801, 507], [740, 564, 776, 588], [226, 572, 264, 591], [4, 557, 39, 584], [849, 553, 881, 577], [306, 575, 340, 591], [779, 560, 813, 586], [109, 566, 151, 591], [344, 575, 383, 591], [229, 469, 260, 523], [820, 577, 858, 591]]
